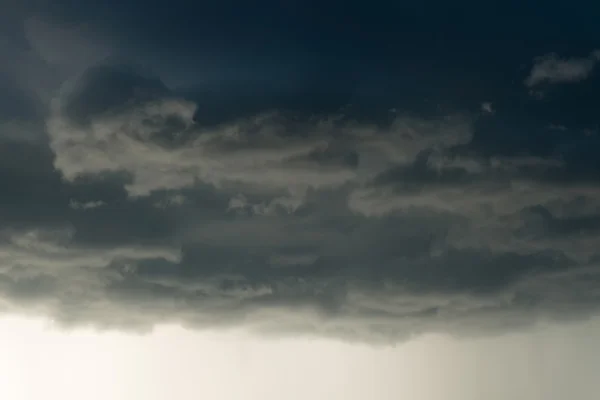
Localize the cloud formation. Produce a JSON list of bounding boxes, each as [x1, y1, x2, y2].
[[525, 50, 600, 88], [47, 63, 472, 197], [2, 17, 600, 343]]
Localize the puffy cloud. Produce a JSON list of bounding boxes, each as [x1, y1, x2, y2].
[[525, 50, 600, 88]]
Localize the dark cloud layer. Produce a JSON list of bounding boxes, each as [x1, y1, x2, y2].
[[1, 1, 600, 342]]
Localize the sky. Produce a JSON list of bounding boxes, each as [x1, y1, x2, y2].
[[1, 0, 600, 398]]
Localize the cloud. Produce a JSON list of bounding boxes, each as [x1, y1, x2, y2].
[[47, 62, 472, 197], [348, 146, 600, 259], [69, 200, 106, 210], [1, 57, 600, 343], [525, 50, 600, 88], [481, 102, 494, 114], [0, 226, 181, 326], [0, 215, 597, 341]]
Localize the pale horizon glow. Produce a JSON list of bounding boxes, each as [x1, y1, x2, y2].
[[1, 315, 599, 400]]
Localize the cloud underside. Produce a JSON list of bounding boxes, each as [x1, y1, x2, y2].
[[1, 61, 600, 343]]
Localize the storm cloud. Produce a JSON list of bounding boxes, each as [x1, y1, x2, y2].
[[1, 2, 600, 343]]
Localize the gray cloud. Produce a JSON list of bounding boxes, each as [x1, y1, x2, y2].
[[525, 50, 600, 88], [1, 56, 600, 343], [349, 147, 600, 261], [47, 62, 472, 197], [69, 199, 106, 209], [481, 102, 494, 114]]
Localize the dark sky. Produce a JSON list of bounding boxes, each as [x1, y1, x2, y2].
[[1, 0, 600, 341]]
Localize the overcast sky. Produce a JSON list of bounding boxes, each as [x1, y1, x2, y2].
[[1, 0, 600, 399]]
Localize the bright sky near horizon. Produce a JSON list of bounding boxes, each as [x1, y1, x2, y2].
[[1, 315, 599, 400]]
